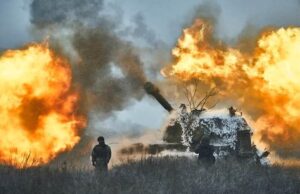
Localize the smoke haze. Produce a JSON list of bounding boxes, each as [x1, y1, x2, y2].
[[2, 0, 300, 164], [30, 0, 147, 119]]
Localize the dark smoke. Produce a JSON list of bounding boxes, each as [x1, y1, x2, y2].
[[181, 0, 221, 43], [129, 13, 164, 48], [29, 0, 152, 164], [30, 0, 146, 119], [193, 0, 221, 25], [31, 0, 104, 26]]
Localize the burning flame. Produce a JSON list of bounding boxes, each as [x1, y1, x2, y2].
[[163, 19, 300, 161], [0, 43, 85, 167]]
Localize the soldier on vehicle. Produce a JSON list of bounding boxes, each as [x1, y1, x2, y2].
[[228, 106, 237, 117], [91, 136, 111, 172], [195, 136, 215, 166]]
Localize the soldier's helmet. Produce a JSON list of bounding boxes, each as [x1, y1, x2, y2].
[[97, 136, 105, 143]]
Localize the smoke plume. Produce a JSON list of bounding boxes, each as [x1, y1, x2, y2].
[[30, 0, 146, 119], [28, 0, 154, 165]]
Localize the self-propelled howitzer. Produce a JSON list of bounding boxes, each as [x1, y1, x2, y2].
[[144, 82, 182, 143], [144, 82, 269, 163]]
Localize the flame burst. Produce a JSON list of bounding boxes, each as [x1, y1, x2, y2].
[[0, 43, 85, 167], [163, 19, 300, 161]]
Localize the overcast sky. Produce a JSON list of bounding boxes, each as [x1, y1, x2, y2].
[[3, 0, 300, 48], [1, 0, 300, 137]]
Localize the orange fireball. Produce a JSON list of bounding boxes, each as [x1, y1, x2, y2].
[[0, 43, 85, 167], [163, 19, 300, 162]]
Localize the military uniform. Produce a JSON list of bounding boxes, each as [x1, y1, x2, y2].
[[195, 138, 215, 166], [92, 142, 111, 172]]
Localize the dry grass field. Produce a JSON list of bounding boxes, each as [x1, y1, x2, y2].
[[0, 156, 299, 194]]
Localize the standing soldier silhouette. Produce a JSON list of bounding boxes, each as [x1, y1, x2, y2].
[[195, 136, 215, 166], [92, 136, 111, 172]]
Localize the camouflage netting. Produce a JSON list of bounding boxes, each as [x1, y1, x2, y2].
[[169, 107, 253, 158]]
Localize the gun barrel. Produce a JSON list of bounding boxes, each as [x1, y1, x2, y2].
[[144, 82, 173, 112]]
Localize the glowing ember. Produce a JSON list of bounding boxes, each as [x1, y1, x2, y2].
[[0, 43, 85, 167], [162, 19, 300, 161]]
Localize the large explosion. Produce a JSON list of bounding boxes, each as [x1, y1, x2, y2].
[[162, 19, 300, 161], [0, 43, 85, 167]]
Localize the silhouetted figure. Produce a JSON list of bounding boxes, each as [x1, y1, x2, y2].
[[228, 106, 237, 117], [195, 137, 215, 166], [92, 136, 111, 172]]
